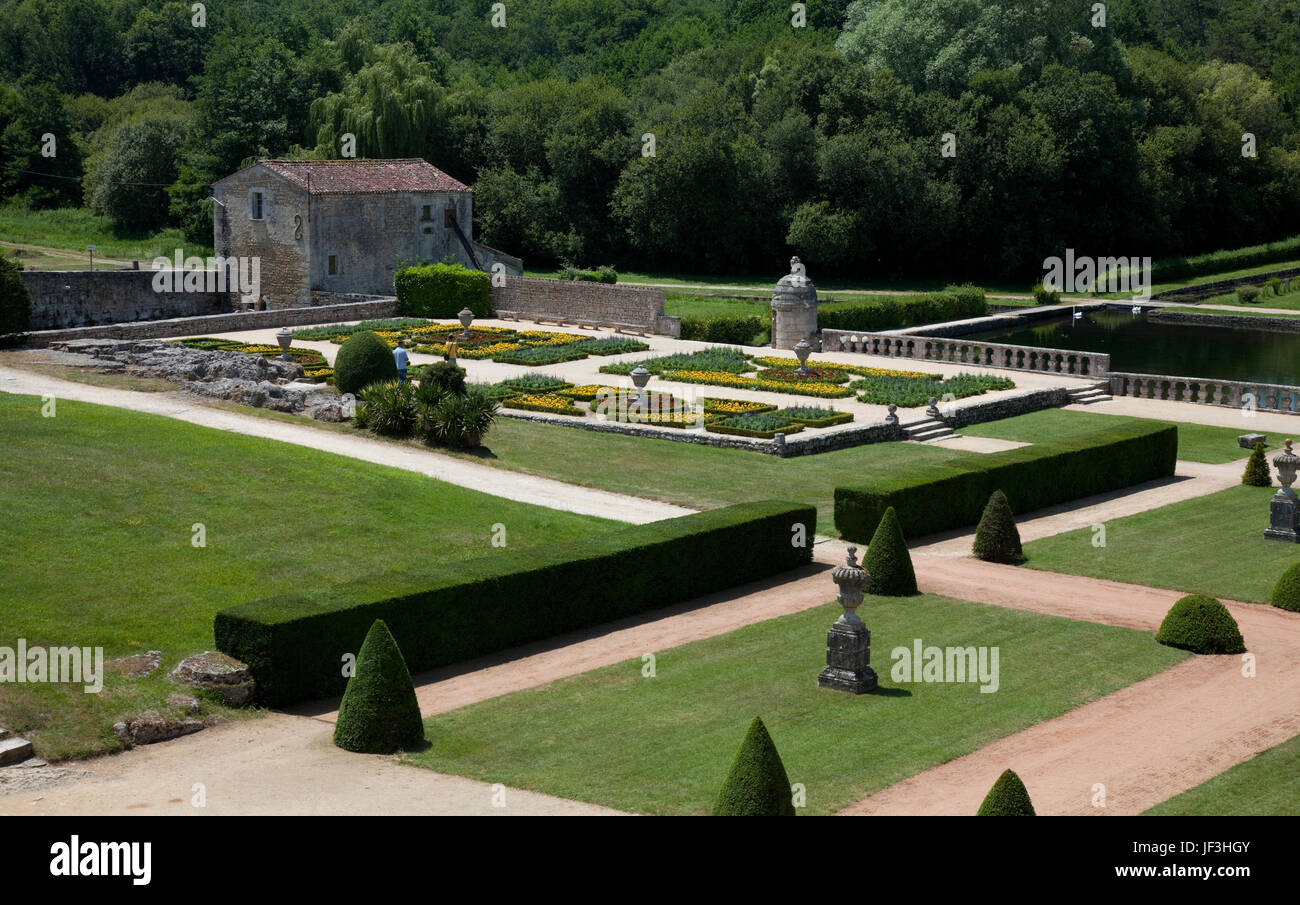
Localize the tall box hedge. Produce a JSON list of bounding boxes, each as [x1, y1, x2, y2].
[[818, 285, 988, 333], [834, 422, 1177, 541], [394, 263, 491, 318], [215, 501, 816, 706]]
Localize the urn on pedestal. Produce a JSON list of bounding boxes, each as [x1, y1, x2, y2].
[[1265, 439, 1300, 542], [817, 546, 878, 694]]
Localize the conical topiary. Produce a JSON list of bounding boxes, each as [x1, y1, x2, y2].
[[333, 619, 425, 753], [712, 716, 795, 816], [864, 506, 918, 596], [1272, 562, 1300, 612], [333, 330, 399, 396], [1242, 442, 1271, 486], [977, 769, 1036, 816], [972, 489, 1025, 564], [1155, 594, 1246, 654]]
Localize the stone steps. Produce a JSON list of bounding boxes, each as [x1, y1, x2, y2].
[[1068, 383, 1114, 405], [904, 418, 960, 443], [0, 728, 34, 766]]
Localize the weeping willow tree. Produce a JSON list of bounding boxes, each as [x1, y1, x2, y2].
[[311, 42, 442, 159]]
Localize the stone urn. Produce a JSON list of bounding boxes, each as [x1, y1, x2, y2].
[[818, 546, 878, 694], [458, 308, 475, 339], [275, 327, 294, 361], [630, 365, 652, 406], [793, 338, 812, 376], [1266, 439, 1300, 542]]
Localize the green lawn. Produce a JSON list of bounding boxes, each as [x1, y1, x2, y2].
[[0, 204, 211, 262], [1159, 305, 1300, 320], [962, 408, 1260, 464], [405, 595, 1188, 815], [0, 394, 612, 759], [1144, 732, 1300, 816], [1022, 484, 1300, 604], [1185, 286, 1300, 310]]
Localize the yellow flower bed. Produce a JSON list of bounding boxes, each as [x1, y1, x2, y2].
[[516, 330, 587, 345], [558, 384, 612, 401], [501, 393, 585, 416], [753, 356, 939, 380], [663, 369, 854, 398], [702, 397, 776, 415]]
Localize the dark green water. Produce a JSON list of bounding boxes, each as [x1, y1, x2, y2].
[[964, 309, 1300, 385]]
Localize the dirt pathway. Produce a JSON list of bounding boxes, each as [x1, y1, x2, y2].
[[0, 365, 692, 524], [0, 714, 621, 816], [838, 556, 1300, 816]]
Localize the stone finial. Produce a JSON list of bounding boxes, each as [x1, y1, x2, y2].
[[790, 255, 801, 272]]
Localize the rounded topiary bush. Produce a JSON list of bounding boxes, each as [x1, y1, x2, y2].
[[864, 506, 917, 596], [712, 716, 795, 816], [1271, 562, 1300, 612], [333, 619, 425, 754], [972, 489, 1024, 564], [1242, 442, 1271, 486], [415, 360, 467, 403], [977, 769, 1036, 816], [334, 330, 398, 396], [1155, 594, 1246, 654]]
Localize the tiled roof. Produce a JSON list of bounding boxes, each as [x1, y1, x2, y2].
[[220, 158, 471, 194]]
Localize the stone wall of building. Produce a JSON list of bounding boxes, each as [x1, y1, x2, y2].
[[490, 276, 677, 335], [19, 270, 232, 331], [213, 168, 311, 310]]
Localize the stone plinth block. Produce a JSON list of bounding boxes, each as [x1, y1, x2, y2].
[[1239, 433, 1266, 450], [1265, 487, 1300, 542], [818, 618, 877, 694]]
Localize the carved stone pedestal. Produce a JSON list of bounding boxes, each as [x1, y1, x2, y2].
[[817, 616, 878, 694], [1266, 487, 1300, 542]]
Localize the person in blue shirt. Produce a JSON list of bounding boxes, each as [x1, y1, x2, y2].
[[394, 338, 410, 382]]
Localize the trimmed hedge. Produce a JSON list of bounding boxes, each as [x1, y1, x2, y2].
[[977, 769, 1036, 816], [680, 314, 768, 345], [333, 331, 399, 396], [818, 286, 988, 332], [1155, 595, 1246, 655], [835, 422, 1177, 542], [972, 490, 1025, 564], [394, 263, 491, 318], [215, 501, 816, 706], [333, 619, 425, 753], [712, 716, 795, 816], [1271, 562, 1300, 612], [0, 254, 32, 338]]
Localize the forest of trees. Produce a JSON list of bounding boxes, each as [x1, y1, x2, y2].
[[2, 0, 1299, 280]]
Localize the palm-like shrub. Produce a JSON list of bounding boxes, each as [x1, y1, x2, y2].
[[972, 490, 1024, 564], [712, 716, 795, 816], [1242, 442, 1271, 486], [1272, 562, 1300, 612], [334, 330, 398, 395], [419, 384, 498, 448], [355, 380, 418, 436], [977, 769, 1036, 816], [1155, 594, 1246, 654]]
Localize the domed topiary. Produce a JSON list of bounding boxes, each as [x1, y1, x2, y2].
[[1242, 442, 1271, 486], [977, 769, 1036, 816], [333, 619, 425, 754], [1155, 594, 1246, 654], [1271, 562, 1300, 612], [864, 506, 918, 596], [712, 716, 795, 816], [333, 330, 398, 396], [972, 489, 1025, 564]]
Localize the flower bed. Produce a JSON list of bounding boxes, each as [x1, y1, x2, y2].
[[706, 411, 805, 439], [570, 337, 651, 356], [492, 344, 592, 366], [600, 347, 752, 376], [702, 398, 777, 416], [501, 393, 586, 416], [755, 363, 855, 384], [752, 356, 940, 380], [601, 410, 705, 429], [557, 384, 611, 402], [662, 369, 854, 398], [779, 405, 855, 428], [850, 373, 1015, 407], [497, 374, 572, 393]]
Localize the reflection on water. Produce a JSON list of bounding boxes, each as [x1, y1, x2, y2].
[[962, 309, 1300, 385]]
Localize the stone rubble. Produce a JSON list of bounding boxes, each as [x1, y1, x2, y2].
[[170, 651, 256, 707]]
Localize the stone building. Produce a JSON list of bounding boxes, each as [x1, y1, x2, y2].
[[212, 158, 521, 309], [771, 256, 818, 350]]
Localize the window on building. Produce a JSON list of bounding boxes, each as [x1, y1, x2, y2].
[[327, 254, 339, 276], [421, 204, 432, 221], [249, 190, 265, 221], [444, 207, 457, 228]]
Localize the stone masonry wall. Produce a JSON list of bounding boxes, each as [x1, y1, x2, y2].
[[941, 387, 1072, 429], [490, 276, 676, 335], [214, 167, 311, 309], [24, 297, 397, 346], [20, 270, 232, 330]]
